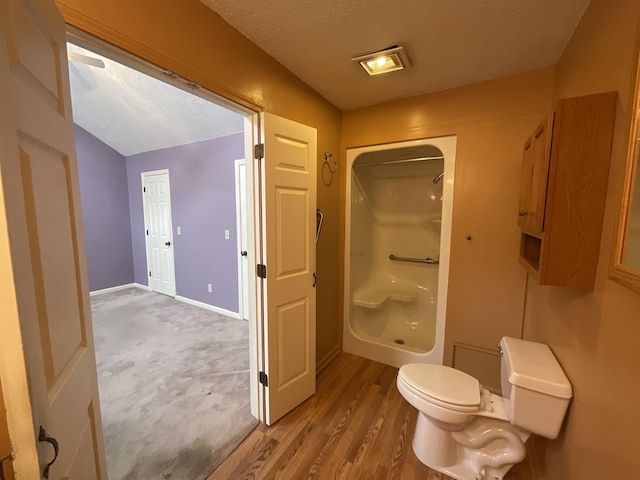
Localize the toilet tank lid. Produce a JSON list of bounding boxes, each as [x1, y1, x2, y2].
[[501, 337, 573, 399]]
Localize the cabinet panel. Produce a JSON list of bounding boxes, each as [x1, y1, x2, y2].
[[518, 114, 554, 233]]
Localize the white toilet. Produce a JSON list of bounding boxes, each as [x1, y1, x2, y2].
[[397, 336, 572, 480]]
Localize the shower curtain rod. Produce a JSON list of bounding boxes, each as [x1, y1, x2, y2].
[[354, 155, 444, 167]]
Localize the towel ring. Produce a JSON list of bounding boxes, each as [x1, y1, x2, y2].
[[324, 152, 337, 174], [322, 152, 337, 186]]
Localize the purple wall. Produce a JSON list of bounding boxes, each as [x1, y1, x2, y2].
[[126, 133, 244, 312], [75, 125, 135, 291]]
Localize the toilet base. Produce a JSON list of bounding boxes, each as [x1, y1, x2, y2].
[[412, 413, 527, 480], [438, 458, 513, 480], [413, 412, 459, 468]]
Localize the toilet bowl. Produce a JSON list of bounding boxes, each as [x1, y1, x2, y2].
[[397, 337, 572, 480]]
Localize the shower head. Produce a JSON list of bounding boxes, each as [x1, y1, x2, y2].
[[432, 172, 444, 184]]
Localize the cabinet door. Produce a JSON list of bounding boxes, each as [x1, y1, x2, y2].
[[518, 113, 554, 233]]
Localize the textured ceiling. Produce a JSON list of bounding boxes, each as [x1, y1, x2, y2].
[[68, 43, 244, 157], [202, 0, 590, 110]]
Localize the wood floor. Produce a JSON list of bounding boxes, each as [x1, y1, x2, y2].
[[208, 353, 536, 480]]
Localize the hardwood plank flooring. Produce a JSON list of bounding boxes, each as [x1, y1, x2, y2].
[[208, 353, 534, 480]]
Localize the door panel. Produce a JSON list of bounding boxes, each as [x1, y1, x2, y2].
[[0, 0, 107, 477], [142, 171, 175, 297], [518, 113, 553, 233], [19, 141, 85, 382], [276, 188, 308, 276], [47, 359, 101, 480], [262, 113, 316, 425], [7, 0, 61, 111], [277, 298, 309, 387]]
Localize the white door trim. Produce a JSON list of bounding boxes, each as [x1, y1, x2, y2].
[[235, 159, 249, 321], [245, 114, 261, 421], [141, 169, 176, 297]]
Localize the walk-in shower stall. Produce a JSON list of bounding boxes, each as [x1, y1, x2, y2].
[[343, 137, 456, 367]]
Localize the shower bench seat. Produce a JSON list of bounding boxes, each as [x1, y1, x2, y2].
[[352, 288, 415, 309]]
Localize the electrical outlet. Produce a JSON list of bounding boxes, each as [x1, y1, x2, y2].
[[207, 283, 212, 293], [224, 229, 230, 240], [177, 226, 181, 235]]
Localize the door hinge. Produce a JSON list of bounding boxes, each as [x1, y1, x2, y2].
[[146, 229, 149, 235], [259, 371, 268, 387], [254, 143, 264, 159], [149, 271, 152, 277], [143, 186, 146, 192], [257, 264, 267, 278]]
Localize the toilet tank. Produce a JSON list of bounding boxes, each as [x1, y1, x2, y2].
[[500, 337, 573, 439]]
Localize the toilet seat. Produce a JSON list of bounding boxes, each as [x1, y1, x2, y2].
[[398, 364, 482, 412]]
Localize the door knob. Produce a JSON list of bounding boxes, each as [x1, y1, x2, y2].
[[518, 210, 528, 217], [39, 426, 59, 479], [241, 251, 248, 256], [165, 241, 171, 246]]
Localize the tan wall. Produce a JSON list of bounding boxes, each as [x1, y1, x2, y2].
[[522, 0, 640, 478], [52, 1, 640, 476], [0, 381, 10, 462], [55, 0, 343, 366], [0, 381, 14, 480], [342, 68, 555, 373]]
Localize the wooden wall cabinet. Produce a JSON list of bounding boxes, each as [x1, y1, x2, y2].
[[518, 92, 617, 290]]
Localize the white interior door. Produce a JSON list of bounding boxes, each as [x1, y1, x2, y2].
[[142, 170, 176, 297], [261, 112, 317, 425], [235, 159, 250, 320], [0, 0, 107, 477]]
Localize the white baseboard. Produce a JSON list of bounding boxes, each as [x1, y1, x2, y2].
[[90, 282, 148, 296], [175, 295, 241, 319], [91, 285, 239, 319]]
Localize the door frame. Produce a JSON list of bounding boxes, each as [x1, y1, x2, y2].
[[141, 169, 176, 297], [234, 159, 250, 321], [65, 30, 263, 421]]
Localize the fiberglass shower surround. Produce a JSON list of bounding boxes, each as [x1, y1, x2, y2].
[[343, 137, 456, 368]]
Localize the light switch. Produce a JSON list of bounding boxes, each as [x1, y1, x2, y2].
[[225, 229, 230, 239], [177, 226, 181, 235]]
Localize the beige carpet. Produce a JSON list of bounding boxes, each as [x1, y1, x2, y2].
[[91, 287, 258, 480]]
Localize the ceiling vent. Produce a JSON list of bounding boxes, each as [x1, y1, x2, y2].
[[352, 45, 409, 76]]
